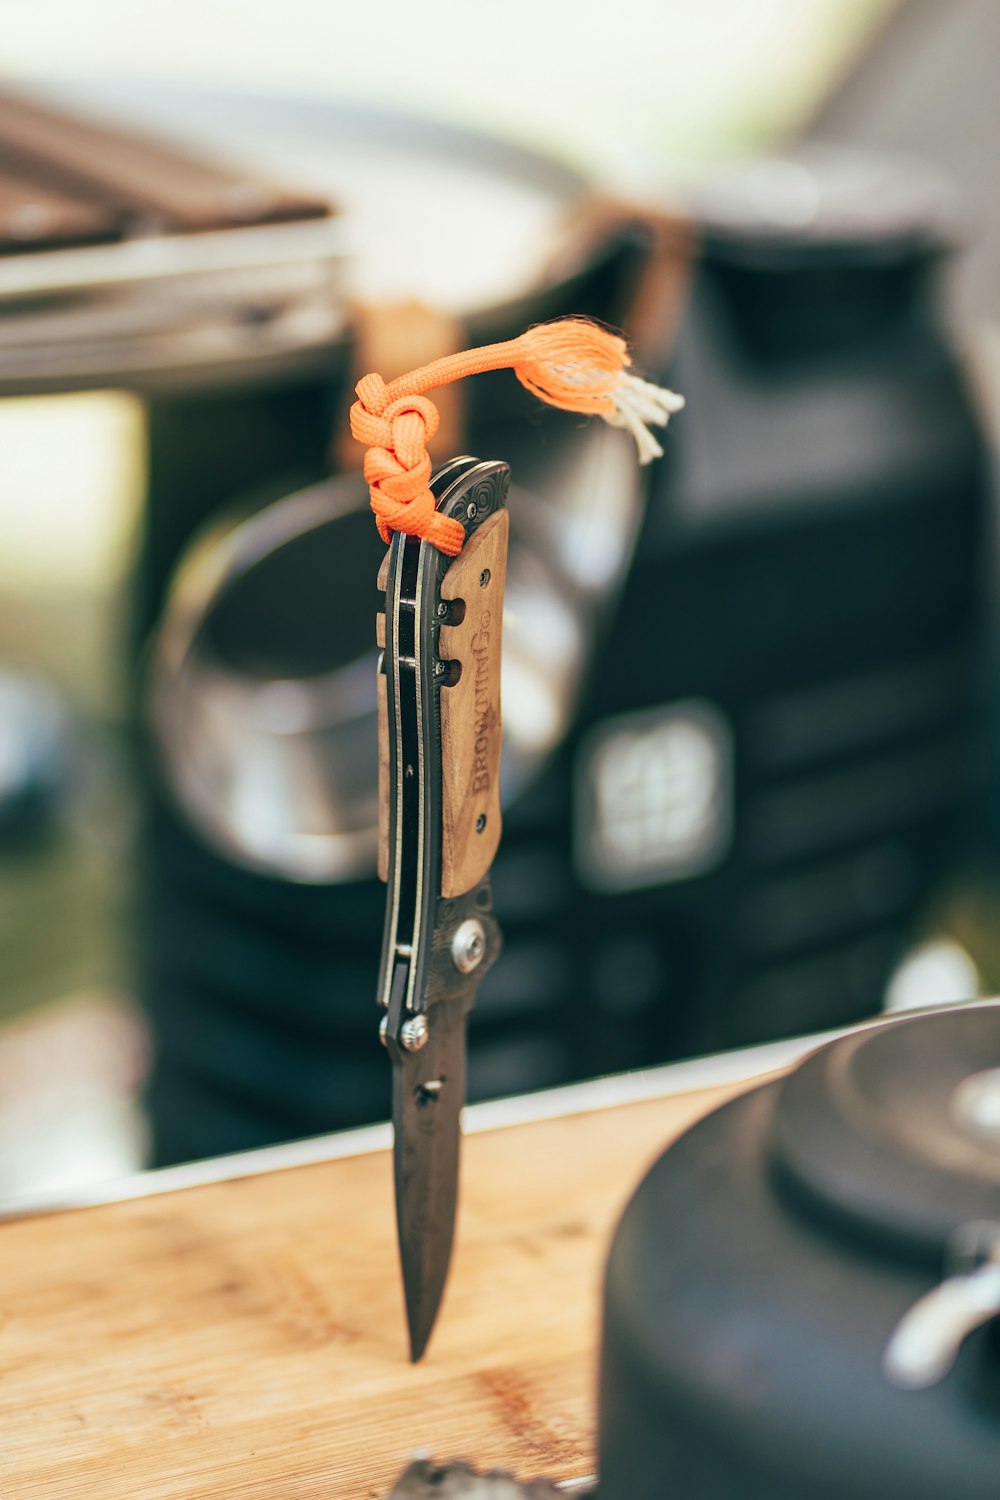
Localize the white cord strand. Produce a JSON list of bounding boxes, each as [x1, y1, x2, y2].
[[605, 373, 686, 464], [541, 359, 685, 465]]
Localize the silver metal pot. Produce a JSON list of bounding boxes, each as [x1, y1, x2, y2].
[[149, 425, 645, 883]]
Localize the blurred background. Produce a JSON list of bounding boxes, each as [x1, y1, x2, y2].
[[0, 0, 998, 1203]]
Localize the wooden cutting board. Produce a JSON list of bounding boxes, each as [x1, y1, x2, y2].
[[0, 86, 331, 242], [0, 1077, 757, 1499]]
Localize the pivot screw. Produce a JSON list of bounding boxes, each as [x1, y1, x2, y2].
[[400, 1015, 429, 1051], [436, 601, 449, 619], [452, 918, 487, 974], [479, 568, 491, 588], [466, 502, 478, 520]]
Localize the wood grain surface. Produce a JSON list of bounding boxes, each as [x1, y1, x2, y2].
[[0, 86, 331, 232], [0, 1078, 754, 1499], [438, 510, 508, 899]]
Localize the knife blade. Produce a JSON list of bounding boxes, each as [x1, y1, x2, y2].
[[376, 455, 508, 1360]]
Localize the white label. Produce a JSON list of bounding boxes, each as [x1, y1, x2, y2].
[[575, 701, 732, 892]]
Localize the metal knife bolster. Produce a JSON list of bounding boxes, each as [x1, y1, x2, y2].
[[376, 458, 509, 1065]]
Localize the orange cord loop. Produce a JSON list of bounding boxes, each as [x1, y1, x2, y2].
[[350, 374, 463, 551], [350, 318, 683, 555]]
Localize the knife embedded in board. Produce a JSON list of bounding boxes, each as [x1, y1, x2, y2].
[[376, 456, 508, 1361]]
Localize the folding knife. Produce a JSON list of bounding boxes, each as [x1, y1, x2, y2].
[[376, 456, 508, 1360]]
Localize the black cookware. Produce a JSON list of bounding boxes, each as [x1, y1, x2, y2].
[[600, 1003, 1000, 1499]]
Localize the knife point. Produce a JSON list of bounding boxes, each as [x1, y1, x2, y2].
[[404, 1287, 440, 1363], [408, 1325, 431, 1363]]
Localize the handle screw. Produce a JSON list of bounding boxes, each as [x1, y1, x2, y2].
[[400, 1015, 430, 1051], [452, 918, 487, 974]]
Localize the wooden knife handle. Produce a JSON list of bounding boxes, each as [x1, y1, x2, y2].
[[375, 494, 508, 897], [437, 508, 508, 900]]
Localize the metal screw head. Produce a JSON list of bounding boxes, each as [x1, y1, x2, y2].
[[952, 1069, 1000, 1141], [452, 918, 487, 974], [479, 568, 491, 588], [436, 601, 449, 618], [379, 1014, 388, 1047], [466, 502, 478, 520], [433, 659, 447, 678], [400, 1015, 429, 1051], [475, 813, 487, 833]]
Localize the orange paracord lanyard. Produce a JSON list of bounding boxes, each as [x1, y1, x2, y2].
[[350, 316, 684, 555]]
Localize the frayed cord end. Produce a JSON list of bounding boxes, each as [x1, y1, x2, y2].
[[605, 373, 686, 464]]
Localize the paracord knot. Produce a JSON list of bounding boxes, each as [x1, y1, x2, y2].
[[350, 375, 464, 555]]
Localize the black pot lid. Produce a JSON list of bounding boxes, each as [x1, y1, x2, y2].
[[770, 1004, 1000, 1262], [687, 144, 960, 271]]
